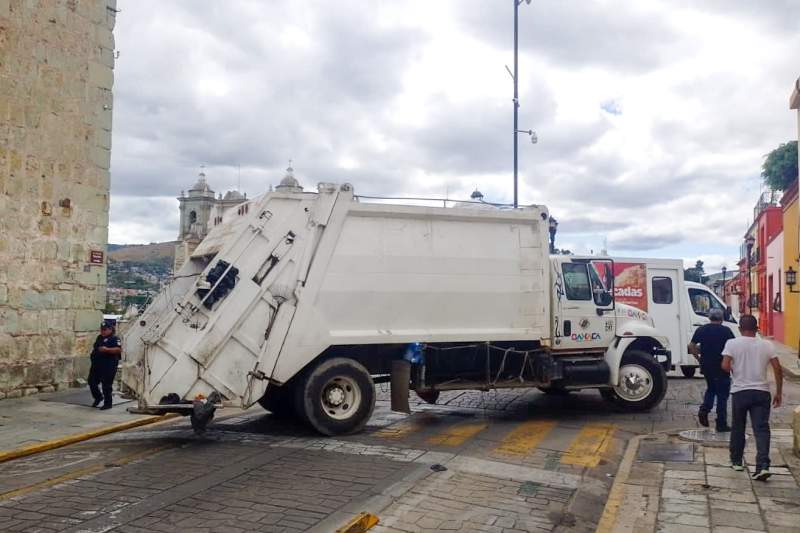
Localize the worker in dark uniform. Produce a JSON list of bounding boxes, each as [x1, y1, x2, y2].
[[689, 308, 735, 431], [88, 322, 122, 410]]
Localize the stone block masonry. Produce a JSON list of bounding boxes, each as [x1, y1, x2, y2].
[[0, 0, 116, 398]]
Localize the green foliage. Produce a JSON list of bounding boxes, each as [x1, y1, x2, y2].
[[761, 141, 798, 192], [684, 260, 705, 282]]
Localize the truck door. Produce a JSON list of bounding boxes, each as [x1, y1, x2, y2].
[[646, 269, 684, 367], [555, 260, 614, 350]]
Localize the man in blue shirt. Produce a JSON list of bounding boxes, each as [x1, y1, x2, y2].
[[88, 322, 122, 410], [689, 309, 735, 432]]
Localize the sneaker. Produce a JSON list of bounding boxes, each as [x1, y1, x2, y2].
[[715, 424, 731, 432], [752, 469, 771, 481], [731, 463, 744, 472], [698, 411, 709, 427], [91, 398, 103, 408], [99, 404, 112, 411]]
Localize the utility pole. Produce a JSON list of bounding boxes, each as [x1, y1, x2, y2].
[[511, 0, 534, 208], [513, 0, 519, 208]]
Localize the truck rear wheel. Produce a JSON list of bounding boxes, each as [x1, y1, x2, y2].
[[680, 366, 697, 378], [257, 385, 296, 419], [610, 350, 667, 412], [296, 358, 376, 436]]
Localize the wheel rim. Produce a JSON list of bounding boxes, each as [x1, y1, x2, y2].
[[320, 375, 361, 420], [614, 364, 654, 402]]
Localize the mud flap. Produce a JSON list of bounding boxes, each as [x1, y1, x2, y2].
[[390, 360, 411, 414]]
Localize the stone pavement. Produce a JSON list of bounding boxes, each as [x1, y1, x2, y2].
[[0, 387, 157, 450], [607, 429, 800, 533], [774, 341, 800, 381]]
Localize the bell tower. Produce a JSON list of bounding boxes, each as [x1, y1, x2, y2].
[[177, 168, 216, 240]]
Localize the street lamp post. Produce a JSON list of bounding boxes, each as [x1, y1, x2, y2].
[[512, 0, 533, 208], [721, 265, 727, 301], [745, 235, 755, 315]]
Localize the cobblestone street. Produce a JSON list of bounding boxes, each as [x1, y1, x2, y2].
[[1, 375, 798, 533]]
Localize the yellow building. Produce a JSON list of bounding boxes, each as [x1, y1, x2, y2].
[[785, 79, 799, 350]]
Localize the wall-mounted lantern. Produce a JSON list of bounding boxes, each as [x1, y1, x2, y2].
[[786, 266, 798, 293]]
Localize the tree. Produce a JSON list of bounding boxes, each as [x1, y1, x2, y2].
[[761, 141, 798, 192], [684, 260, 706, 283]]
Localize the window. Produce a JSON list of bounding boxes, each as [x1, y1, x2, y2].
[[562, 263, 591, 300], [652, 277, 673, 304], [689, 288, 725, 316], [189, 210, 197, 224]]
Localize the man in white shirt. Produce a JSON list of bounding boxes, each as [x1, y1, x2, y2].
[[721, 315, 783, 481]]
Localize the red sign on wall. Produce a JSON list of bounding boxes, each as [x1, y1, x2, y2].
[[89, 250, 104, 264], [613, 262, 648, 311]]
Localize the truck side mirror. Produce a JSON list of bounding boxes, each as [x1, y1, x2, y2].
[[724, 306, 735, 323], [596, 290, 613, 307]]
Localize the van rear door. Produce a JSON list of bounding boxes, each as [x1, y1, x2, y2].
[[646, 268, 684, 368]]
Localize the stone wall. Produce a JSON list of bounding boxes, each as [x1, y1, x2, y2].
[[0, 0, 116, 398]]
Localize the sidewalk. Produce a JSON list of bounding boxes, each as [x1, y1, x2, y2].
[[774, 341, 800, 381], [0, 386, 158, 452], [603, 430, 800, 533]]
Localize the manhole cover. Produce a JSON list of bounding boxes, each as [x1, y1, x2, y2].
[[678, 429, 741, 448], [637, 442, 694, 462]]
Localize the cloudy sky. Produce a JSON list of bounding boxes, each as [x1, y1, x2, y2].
[[109, 0, 800, 270]]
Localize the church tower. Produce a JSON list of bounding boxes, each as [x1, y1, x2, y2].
[[177, 170, 216, 240]]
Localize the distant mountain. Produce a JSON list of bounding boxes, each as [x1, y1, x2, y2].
[[108, 241, 179, 263]]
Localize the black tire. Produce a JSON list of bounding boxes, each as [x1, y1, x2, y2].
[[611, 350, 667, 412], [257, 385, 296, 419], [538, 386, 572, 396], [680, 366, 697, 379], [415, 390, 440, 404], [295, 358, 376, 436]]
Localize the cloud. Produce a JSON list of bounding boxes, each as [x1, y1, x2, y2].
[[109, 0, 799, 268]]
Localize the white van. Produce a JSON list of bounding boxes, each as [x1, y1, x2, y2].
[[611, 258, 738, 377]]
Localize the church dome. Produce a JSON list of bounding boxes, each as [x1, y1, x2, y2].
[[188, 170, 214, 196], [275, 163, 303, 192], [223, 190, 244, 201]]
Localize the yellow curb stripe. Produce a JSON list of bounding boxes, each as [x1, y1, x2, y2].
[[336, 512, 379, 533], [373, 413, 439, 439], [0, 443, 173, 502], [426, 421, 489, 447], [561, 423, 616, 468], [0, 413, 178, 465], [494, 420, 557, 456], [595, 435, 642, 533]]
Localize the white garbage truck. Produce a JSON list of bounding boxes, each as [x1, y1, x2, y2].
[[122, 183, 671, 435]]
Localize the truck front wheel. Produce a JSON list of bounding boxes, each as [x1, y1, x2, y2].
[[608, 350, 667, 412], [296, 358, 376, 436]]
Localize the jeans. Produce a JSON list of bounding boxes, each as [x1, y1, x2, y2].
[[699, 374, 730, 426], [730, 389, 771, 470], [88, 356, 119, 407]]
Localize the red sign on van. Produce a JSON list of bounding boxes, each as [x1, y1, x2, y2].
[[613, 262, 648, 311]]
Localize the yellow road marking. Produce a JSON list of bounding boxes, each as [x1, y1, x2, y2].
[[0, 444, 173, 502], [336, 512, 380, 533], [494, 420, 557, 456], [373, 414, 438, 439], [595, 435, 642, 533], [561, 423, 616, 467], [0, 413, 178, 465], [426, 421, 488, 446]]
